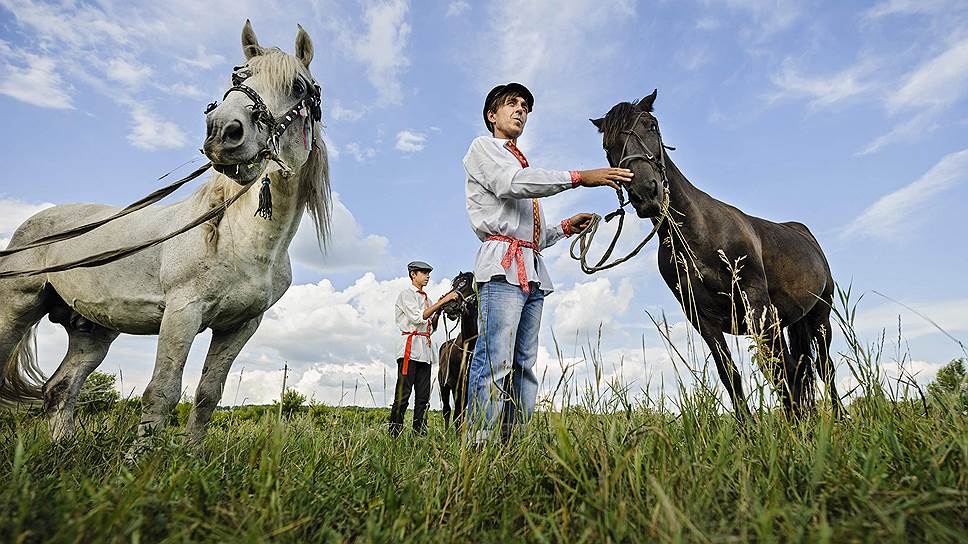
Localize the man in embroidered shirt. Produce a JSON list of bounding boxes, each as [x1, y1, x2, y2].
[[463, 83, 634, 444], [389, 260, 458, 436]]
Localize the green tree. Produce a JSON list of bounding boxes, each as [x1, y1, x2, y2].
[[927, 358, 967, 413], [77, 371, 120, 414], [275, 388, 306, 418]]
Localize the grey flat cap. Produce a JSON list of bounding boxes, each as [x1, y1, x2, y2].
[[407, 260, 433, 272]]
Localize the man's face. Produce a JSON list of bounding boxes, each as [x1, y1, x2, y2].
[[411, 270, 430, 288], [488, 94, 529, 140]]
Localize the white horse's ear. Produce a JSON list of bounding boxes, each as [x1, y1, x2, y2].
[[242, 19, 264, 60], [295, 24, 314, 68]]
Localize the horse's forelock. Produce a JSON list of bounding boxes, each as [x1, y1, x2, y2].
[[246, 48, 315, 96], [600, 100, 651, 148]]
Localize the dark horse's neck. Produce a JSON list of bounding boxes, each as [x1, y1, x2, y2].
[[655, 151, 707, 237], [459, 304, 478, 343]]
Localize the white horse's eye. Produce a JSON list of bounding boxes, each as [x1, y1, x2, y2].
[[293, 79, 305, 96]]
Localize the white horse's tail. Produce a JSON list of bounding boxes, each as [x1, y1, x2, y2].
[[0, 324, 45, 406]]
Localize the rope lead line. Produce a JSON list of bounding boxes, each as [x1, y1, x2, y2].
[[0, 162, 213, 258], [0, 176, 258, 279]]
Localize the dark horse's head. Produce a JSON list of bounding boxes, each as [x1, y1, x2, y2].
[[591, 89, 669, 219], [441, 271, 476, 321]]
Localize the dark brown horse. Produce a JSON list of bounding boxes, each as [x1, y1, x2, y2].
[[591, 90, 843, 419], [437, 271, 477, 430]]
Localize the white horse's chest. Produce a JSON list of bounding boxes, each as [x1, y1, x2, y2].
[[160, 232, 293, 329]]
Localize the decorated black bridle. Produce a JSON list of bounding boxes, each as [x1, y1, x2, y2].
[[611, 110, 673, 214], [204, 63, 323, 219], [569, 111, 674, 274]]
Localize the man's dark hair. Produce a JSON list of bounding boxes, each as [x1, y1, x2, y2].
[[485, 90, 531, 133]]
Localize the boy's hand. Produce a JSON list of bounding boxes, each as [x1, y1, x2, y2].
[[578, 168, 633, 190]]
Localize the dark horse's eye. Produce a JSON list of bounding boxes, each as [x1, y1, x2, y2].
[[293, 79, 305, 96]]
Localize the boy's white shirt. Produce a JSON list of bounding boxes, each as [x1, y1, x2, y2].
[[394, 284, 438, 365], [463, 136, 573, 292]]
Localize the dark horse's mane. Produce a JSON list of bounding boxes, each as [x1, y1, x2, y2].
[[597, 99, 654, 148]]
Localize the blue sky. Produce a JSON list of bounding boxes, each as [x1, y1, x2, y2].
[[0, 0, 966, 407]]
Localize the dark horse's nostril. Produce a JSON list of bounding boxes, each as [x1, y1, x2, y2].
[[220, 120, 244, 147]]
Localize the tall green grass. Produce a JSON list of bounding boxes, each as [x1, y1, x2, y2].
[[1, 288, 966, 543]]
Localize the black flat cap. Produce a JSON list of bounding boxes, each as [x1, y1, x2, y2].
[[483, 82, 534, 132], [407, 261, 433, 272]]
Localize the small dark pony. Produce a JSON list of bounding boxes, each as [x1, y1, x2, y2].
[[437, 271, 477, 430], [591, 90, 844, 420]]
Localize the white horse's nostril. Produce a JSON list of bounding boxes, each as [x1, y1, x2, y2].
[[221, 120, 245, 147]]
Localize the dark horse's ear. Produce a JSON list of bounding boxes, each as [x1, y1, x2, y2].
[[640, 89, 658, 112], [242, 19, 264, 60], [590, 117, 604, 131]]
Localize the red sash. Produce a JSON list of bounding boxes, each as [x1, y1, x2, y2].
[[401, 290, 432, 375], [486, 234, 538, 294]]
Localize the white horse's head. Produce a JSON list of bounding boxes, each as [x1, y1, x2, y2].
[[203, 20, 319, 185]]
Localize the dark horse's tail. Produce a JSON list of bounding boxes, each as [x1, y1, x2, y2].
[[787, 319, 818, 411]]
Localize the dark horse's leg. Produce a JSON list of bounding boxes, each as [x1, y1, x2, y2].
[[453, 351, 470, 434], [441, 382, 452, 429], [767, 316, 797, 417], [812, 312, 843, 417], [700, 325, 752, 422], [439, 343, 453, 429]]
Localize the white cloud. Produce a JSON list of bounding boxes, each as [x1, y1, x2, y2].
[[864, 0, 966, 19], [853, 296, 968, 342], [290, 192, 392, 274], [769, 58, 873, 109], [177, 46, 225, 70], [104, 57, 153, 88], [0, 197, 55, 244], [0, 51, 73, 109], [549, 278, 634, 336], [345, 142, 376, 162], [446, 1, 470, 17], [330, 100, 366, 122], [127, 104, 188, 150], [163, 82, 207, 99], [857, 112, 939, 155], [339, 0, 412, 106], [394, 130, 426, 153], [712, 0, 802, 38], [888, 37, 968, 112], [841, 148, 968, 239]]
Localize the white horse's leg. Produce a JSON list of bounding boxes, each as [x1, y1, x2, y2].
[[138, 301, 204, 438], [185, 315, 262, 445], [44, 323, 119, 441]]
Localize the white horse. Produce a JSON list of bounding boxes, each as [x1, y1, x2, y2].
[[0, 21, 330, 444]]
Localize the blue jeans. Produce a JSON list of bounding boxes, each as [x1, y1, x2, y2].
[[465, 278, 545, 443]]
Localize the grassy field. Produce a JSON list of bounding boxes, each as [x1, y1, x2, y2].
[[3, 288, 968, 543], [2, 379, 967, 543]]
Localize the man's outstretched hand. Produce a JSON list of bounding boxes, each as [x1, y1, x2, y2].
[[578, 168, 633, 190]]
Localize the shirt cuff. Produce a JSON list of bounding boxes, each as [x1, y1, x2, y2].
[[569, 170, 582, 188], [560, 219, 573, 237]]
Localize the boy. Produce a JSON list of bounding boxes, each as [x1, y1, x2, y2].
[[389, 261, 458, 436]]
